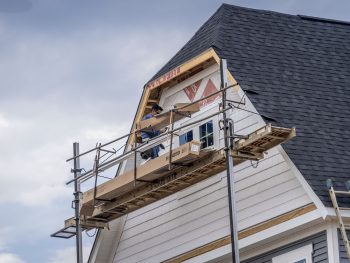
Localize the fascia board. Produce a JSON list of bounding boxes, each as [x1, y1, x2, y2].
[[278, 146, 328, 219]]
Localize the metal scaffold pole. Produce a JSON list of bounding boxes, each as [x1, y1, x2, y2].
[[220, 59, 240, 263], [73, 142, 83, 263]]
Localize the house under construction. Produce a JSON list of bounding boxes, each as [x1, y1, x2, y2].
[[52, 4, 350, 263]]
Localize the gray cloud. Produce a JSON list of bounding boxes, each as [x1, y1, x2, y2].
[[0, 1, 349, 262]]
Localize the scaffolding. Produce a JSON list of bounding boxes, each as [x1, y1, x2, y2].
[[51, 59, 296, 263], [327, 179, 350, 259]]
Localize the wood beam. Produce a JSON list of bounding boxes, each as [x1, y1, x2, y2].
[[146, 48, 217, 91], [128, 48, 219, 145]]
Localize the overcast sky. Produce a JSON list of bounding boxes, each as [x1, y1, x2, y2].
[[0, 0, 349, 262]]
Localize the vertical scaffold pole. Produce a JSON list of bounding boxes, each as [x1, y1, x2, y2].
[[220, 59, 240, 263], [73, 142, 83, 263], [168, 110, 175, 170]]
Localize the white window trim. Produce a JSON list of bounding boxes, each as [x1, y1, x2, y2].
[[199, 120, 214, 149], [272, 244, 313, 263]]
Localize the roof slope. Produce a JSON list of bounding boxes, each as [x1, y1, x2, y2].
[[152, 4, 350, 207]]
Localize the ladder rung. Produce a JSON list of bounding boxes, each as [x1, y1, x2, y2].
[[344, 225, 350, 230], [339, 207, 350, 211], [334, 190, 350, 196]]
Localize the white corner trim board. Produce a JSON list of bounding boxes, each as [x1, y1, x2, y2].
[[326, 221, 340, 263], [278, 145, 327, 217]]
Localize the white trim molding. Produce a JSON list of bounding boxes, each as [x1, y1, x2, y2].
[[184, 211, 325, 263], [278, 145, 327, 217], [272, 243, 313, 263], [326, 221, 340, 263]]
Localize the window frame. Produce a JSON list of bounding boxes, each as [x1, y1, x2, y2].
[[272, 244, 313, 263], [199, 120, 214, 149]]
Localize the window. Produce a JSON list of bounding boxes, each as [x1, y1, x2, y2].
[[272, 244, 313, 263], [179, 130, 193, 145], [199, 120, 214, 149]]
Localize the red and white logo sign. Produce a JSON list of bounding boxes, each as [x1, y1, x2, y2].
[[183, 78, 221, 108], [184, 80, 202, 102], [199, 79, 221, 108]]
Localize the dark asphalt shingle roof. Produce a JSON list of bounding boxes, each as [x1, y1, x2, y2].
[[152, 4, 350, 207]]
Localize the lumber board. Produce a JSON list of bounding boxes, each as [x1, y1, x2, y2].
[[129, 48, 218, 145], [136, 103, 200, 132], [85, 150, 259, 222], [237, 124, 296, 155], [88, 150, 227, 221], [146, 48, 216, 90], [80, 141, 202, 216], [128, 87, 151, 145], [64, 217, 106, 229]]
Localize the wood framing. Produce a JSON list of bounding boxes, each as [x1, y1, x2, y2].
[[80, 141, 202, 216], [128, 48, 220, 145], [163, 204, 317, 263], [64, 217, 107, 229], [89, 149, 226, 222], [128, 48, 244, 146], [136, 103, 200, 132], [146, 49, 218, 90]]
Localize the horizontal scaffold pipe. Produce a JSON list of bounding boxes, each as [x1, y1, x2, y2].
[[65, 83, 239, 163]]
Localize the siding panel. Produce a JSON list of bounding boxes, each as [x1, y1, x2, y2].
[[117, 186, 228, 252]]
